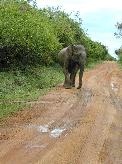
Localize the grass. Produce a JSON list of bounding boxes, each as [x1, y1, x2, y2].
[[0, 65, 64, 119], [85, 60, 103, 70]]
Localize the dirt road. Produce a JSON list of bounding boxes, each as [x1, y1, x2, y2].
[[0, 62, 122, 164]]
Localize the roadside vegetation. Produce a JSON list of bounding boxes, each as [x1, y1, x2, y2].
[[0, 0, 116, 118], [0, 65, 64, 118]]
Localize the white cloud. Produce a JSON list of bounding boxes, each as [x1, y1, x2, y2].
[[37, 0, 122, 15]]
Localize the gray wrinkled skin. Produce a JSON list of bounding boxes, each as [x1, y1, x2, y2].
[[58, 45, 87, 89]]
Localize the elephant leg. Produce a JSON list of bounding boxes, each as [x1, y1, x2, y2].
[[77, 66, 84, 89], [63, 68, 72, 89], [70, 65, 79, 87]]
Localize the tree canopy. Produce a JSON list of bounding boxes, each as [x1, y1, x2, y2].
[[115, 22, 122, 38]]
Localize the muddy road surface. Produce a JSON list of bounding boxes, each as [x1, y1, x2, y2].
[[0, 62, 122, 164]]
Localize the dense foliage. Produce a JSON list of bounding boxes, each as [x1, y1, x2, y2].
[[0, 0, 112, 69], [0, 0, 61, 68]]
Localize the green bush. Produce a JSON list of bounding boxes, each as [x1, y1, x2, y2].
[[42, 8, 85, 46], [81, 36, 111, 65], [0, 0, 61, 68]]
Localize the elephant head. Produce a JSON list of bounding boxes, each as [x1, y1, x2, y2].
[[67, 45, 86, 63]]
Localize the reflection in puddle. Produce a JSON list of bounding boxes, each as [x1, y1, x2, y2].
[[25, 143, 48, 150], [27, 124, 49, 133], [27, 121, 68, 138], [37, 125, 49, 133], [111, 82, 119, 92], [50, 128, 66, 138]]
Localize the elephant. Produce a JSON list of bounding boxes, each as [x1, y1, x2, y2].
[[58, 44, 86, 89]]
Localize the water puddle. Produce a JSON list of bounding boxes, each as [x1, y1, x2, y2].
[[25, 143, 48, 151], [37, 125, 49, 133], [27, 121, 55, 133], [111, 82, 119, 93], [27, 121, 67, 138], [50, 128, 66, 138]]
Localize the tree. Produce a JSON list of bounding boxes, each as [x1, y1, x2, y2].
[[114, 22, 122, 38], [115, 47, 122, 55], [114, 22, 122, 64]]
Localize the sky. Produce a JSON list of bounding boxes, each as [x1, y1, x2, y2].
[[35, 0, 122, 58]]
